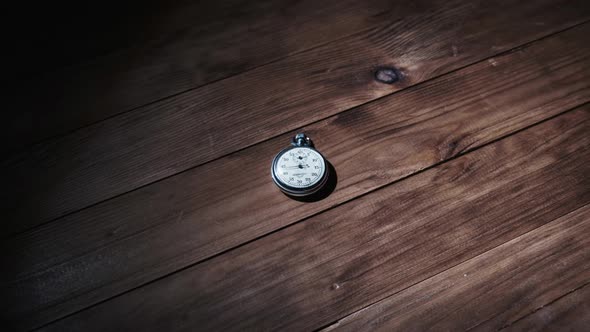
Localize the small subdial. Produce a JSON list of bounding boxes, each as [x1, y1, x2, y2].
[[291, 149, 309, 163]]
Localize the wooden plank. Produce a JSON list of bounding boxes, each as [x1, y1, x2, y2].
[[502, 283, 590, 332], [37, 106, 590, 331], [5, 24, 590, 330], [4, 0, 589, 235], [2, 0, 446, 150], [321, 205, 590, 332]]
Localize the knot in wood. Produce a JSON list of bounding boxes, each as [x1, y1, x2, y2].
[[374, 67, 400, 84]]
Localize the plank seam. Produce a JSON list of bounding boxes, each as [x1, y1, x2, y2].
[[33, 100, 590, 331], [313, 203, 590, 332], [5, 8, 392, 157], [493, 281, 590, 331], [10, 18, 590, 240]]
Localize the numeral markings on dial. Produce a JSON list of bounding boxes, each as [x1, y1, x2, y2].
[[275, 147, 324, 188]]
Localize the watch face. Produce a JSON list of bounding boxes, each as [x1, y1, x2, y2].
[[274, 147, 325, 188]]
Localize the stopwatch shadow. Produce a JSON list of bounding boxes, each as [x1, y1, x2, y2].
[[285, 161, 337, 202]]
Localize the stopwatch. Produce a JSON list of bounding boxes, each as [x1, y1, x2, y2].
[[271, 133, 329, 197]]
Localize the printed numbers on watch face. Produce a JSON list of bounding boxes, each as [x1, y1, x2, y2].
[[274, 147, 325, 188]]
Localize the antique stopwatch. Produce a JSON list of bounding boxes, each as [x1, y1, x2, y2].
[[271, 133, 329, 197]]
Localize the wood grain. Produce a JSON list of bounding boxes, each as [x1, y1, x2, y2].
[[502, 283, 590, 332], [4, 0, 589, 235], [5, 24, 590, 330], [322, 205, 590, 332], [37, 106, 590, 331], [2, 0, 437, 150]]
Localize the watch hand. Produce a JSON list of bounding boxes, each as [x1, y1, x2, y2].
[[286, 164, 311, 169]]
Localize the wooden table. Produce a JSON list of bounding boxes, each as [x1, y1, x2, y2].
[[3, 0, 589, 330]]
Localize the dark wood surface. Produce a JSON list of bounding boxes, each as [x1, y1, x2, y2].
[[502, 283, 590, 331], [40, 106, 590, 331], [6, 0, 588, 153], [6, 23, 590, 330], [322, 205, 590, 331], [2, 0, 589, 331], [4, 0, 589, 237], [4, 0, 398, 150]]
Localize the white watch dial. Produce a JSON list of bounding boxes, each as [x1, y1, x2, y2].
[[274, 147, 325, 188]]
